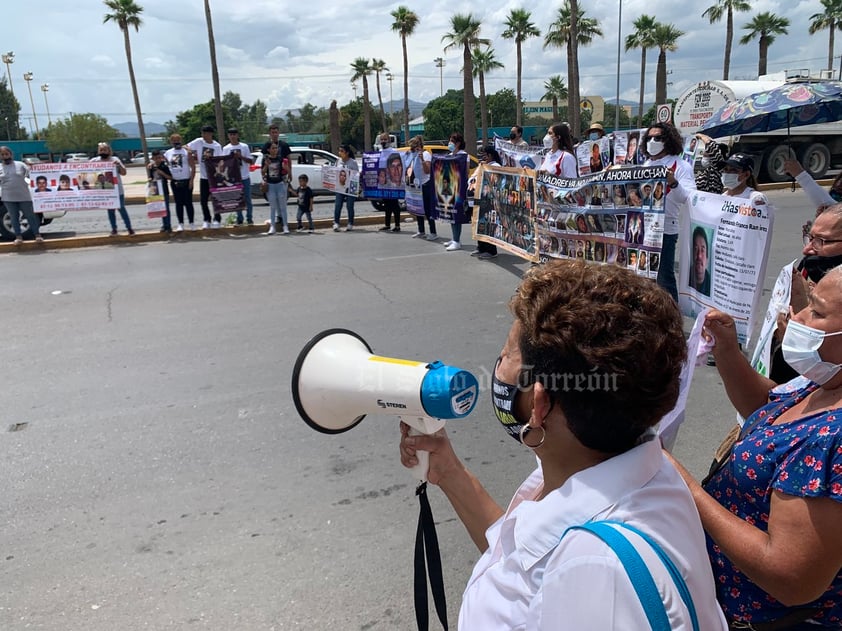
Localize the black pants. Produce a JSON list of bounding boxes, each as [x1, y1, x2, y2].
[[172, 180, 194, 224], [199, 179, 221, 223], [382, 199, 400, 228], [477, 240, 497, 255], [416, 179, 437, 234]]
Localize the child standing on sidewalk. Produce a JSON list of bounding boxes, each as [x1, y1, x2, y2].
[[295, 174, 315, 233]]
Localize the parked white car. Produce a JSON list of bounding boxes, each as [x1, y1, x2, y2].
[[0, 190, 66, 240], [64, 153, 90, 163], [248, 147, 340, 198]]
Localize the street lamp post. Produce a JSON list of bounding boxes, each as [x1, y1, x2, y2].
[[351, 81, 358, 100], [386, 73, 394, 121], [434, 57, 445, 96], [3, 116, 9, 140], [1, 51, 14, 99], [23, 71, 40, 140], [41, 83, 52, 127], [615, 0, 622, 132]]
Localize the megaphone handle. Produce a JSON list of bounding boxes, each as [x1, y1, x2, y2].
[[408, 427, 429, 482]]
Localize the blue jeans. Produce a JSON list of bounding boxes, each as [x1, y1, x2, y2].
[[334, 194, 355, 226], [297, 207, 314, 230], [4, 200, 40, 236], [451, 222, 463, 243], [657, 232, 678, 301], [108, 194, 133, 233], [236, 179, 253, 224], [267, 182, 288, 228]]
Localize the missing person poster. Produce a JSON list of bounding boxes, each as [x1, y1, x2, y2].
[[206, 155, 245, 214], [534, 165, 669, 279], [678, 190, 774, 346], [29, 163, 119, 212], [361, 150, 405, 200], [473, 164, 538, 261], [431, 153, 469, 224], [145, 179, 167, 218], [493, 137, 545, 170], [323, 164, 361, 198]]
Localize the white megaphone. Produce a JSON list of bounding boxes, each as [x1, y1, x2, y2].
[[291, 329, 479, 480]]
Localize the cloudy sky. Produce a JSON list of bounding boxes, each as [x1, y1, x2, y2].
[[0, 0, 833, 128]]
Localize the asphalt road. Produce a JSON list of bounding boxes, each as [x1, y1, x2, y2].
[[0, 188, 814, 630]]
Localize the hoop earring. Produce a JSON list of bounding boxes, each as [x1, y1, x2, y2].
[[519, 424, 546, 450]]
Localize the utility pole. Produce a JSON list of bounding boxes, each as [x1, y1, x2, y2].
[[434, 57, 445, 96], [41, 83, 52, 127], [23, 71, 40, 140]]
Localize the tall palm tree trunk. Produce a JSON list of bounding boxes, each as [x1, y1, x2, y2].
[[656, 50, 667, 104], [516, 41, 523, 126], [552, 97, 559, 122], [637, 48, 647, 128], [204, 0, 224, 136], [402, 37, 410, 143], [724, 9, 734, 80], [479, 71, 488, 146], [759, 36, 769, 75], [829, 22, 836, 71], [568, 0, 581, 137], [463, 44, 477, 154], [362, 77, 371, 150], [122, 29, 147, 160]]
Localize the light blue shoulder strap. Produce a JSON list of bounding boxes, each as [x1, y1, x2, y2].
[[562, 521, 700, 631]]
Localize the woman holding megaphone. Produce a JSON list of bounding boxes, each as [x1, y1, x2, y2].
[[399, 260, 728, 630]]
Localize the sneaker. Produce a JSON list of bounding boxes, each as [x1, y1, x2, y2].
[[266, 226, 276, 235], [109, 230, 118, 236], [443, 240, 454, 247], [477, 252, 497, 260], [470, 249, 481, 257], [411, 232, 426, 239], [391, 227, 400, 232], [201, 221, 210, 229], [211, 220, 221, 229], [333, 223, 340, 232], [188, 223, 196, 230], [425, 233, 438, 242], [174, 224, 184, 232], [282, 227, 290, 234], [445, 241, 461, 251], [297, 227, 305, 232], [247, 219, 254, 226], [128, 229, 136, 236], [308, 229, 315, 234], [379, 226, 391, 231], [160, 227, 169, 233], [35, 235, 44, 244], [14, 236, 23, 245], [345, 225, 354, 232]]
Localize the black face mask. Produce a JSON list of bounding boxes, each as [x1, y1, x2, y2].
[[509, 133, 517, 141], [2, 157, 12, 164], [491, 357, 533, 443], [830, 190, 842, 203], [798, 254, 842, 284], [99, 153, 110, 159]]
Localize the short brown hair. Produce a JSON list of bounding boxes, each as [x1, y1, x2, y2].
[[510, 259, 686, 453]]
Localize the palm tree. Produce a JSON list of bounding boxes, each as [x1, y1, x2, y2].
[[653, 23, 684, 105], [102, 0, 148, 160], [443, 13, 488, 154], [625, 14, 658, 128], [203, 0, 224, 137], [371, 59, 389, 132], [351, 58, 373, 150], [702, 0, 752, 80], [471, 47, 504, 145], [542, 75, 568, 122], [809, 0, 842, 76], [501, 9, 540, 126], [740, 12, 790, 76], [391, 6, 419, 143], [543, 1, 603, 136]]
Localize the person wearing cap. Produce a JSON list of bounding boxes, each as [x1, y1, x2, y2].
[[721, 153, 760, 199], [187, 125, 223, 229], [223, 128, 254, 226], [508, 125, 528, 148]]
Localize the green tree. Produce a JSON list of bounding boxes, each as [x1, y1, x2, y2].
[[0, 77, 21, 140], [501, 9, 540, 126], [166, 101, 234, 141], [702, 0, 751, 80], [350, 58, 373, 150], [809, 0, 842, 76], [391, 6, 419, 141], [602, 103, 632, 130], [740, 12, 790, 76], [471, 47, 504, 145], [443, 13, 488, 154], [371, 59, 389, 132], [203, 0, 224, 137], [337, 99, 368, 149], [102, 0, 148, 162], [653, 23, 684, 105], [625, 14, 657, 128], [543, 1, 603, 135], [422, 90, 464, 142], [542, 75, 568, 123], [45, 113, 119, 154], [486, 88, 519, 128]]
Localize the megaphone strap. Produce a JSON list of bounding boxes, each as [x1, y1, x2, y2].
[[414, 482, 449, 631]]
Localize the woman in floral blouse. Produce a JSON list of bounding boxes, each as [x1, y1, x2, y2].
[[669, 266, 842, 629]]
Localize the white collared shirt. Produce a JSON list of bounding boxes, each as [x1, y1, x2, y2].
[[458, 438, 728, 630]]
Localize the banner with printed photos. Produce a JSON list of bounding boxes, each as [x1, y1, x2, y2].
[[431, 153, 470, 224], [493, 137, 545, 170], [534, 165, 670, 279], [323, 164, 361, 198], [473, 164, 538, 262], [678, 190, 775, 346], [611, 129, 648, 166], [29, 163, 120, 212], [575, 136, 612, 175], [361, 150, 405, 200], [145, 179, 167, 218], [206, 155, 245, 214]]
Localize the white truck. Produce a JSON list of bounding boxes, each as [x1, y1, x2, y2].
[[673, 72, 842, 182]]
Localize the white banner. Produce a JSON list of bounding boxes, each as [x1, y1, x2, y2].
[[322, 165, 360, 198], [29, 163, 120, 212]]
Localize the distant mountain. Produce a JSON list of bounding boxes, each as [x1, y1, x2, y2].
[[272, 98, 427, 121], [112, 121, 168, 137]]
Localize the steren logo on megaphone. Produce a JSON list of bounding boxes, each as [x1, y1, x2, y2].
[[377, 399, 408, 409]]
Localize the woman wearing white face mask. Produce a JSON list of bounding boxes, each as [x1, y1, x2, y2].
[[538, 123, 578, 178], [666, 265, 842, 629]]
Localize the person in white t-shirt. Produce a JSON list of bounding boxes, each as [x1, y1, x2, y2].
[[538, 123, 577, 178], [399, 260, 727, 631], [164, 133, 195, 231], [89, 142, 134, 236], [223, 128, 254, 226], [187, 125, 223, 229], [407, 135, 438, 241]]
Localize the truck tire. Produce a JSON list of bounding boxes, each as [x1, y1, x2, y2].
[[799, 143, 831, 180], [0, 203, 36, 241], [762, 145, 796, 183]]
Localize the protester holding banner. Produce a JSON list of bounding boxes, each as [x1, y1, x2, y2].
[[694, 135, 728, 194], [784, 157, 840, 212], [146, 150, 172, 233], [376, 133, 401, 232], [407, 135, 439, 241], [469, 145, 501, 260], [539, 123, 577, 178], [90, 142, 134, 237], [508, 125, 529, 148], [642, 123, 695, 301], [223, 128, 254, 226], [399, 260, 727, 630], [332, 144, 358, 232], [443, 132, 469, 251], [668, 268, 842, 629], [721, 153, 762, 201], [187, 125, 223, 229], [0, 146, 43, 244]]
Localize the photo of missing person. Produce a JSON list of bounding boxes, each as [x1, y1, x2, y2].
[[57, 174, 75, 191], [626, 211, 645, 245], [593, 241, 606, 263], [616, 246, 628, 266], [613, 184, 627, 207], [690, 224, 713, 297], [615, 214, 626, 234], [34, 175, 51, 193], [575, 214, 589, 234], [649, 252, 661, 273], [628, 248, 639, 269], [626, 132, 640, 165]]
